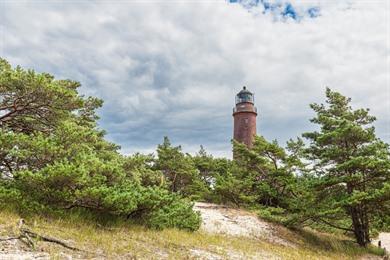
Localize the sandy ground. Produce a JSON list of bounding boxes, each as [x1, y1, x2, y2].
[[0, 238, 50, 259], [0, 253, 50, 260], [193, 202, 292, 247], [372, 232, 390, 252], [190, 247, 281, 260]]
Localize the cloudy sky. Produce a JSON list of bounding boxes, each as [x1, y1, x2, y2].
[[1, 0, 389, 157]]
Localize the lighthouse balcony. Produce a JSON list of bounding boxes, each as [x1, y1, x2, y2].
[[233, 106, 257, 114]]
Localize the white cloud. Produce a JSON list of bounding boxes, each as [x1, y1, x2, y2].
[[1, 0, 389, 158]]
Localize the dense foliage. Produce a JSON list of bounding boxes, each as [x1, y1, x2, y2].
[[1, 59, 388, 246], [0, 58, 200, 231]]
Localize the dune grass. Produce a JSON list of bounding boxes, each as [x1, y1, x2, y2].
[[0, 209, 384, 259]]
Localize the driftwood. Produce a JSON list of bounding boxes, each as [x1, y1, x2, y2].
[[21, 228, 82, 251], [0, 219, 82, 251]]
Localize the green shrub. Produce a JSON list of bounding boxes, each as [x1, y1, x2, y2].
[[144, 193, 201, 231]]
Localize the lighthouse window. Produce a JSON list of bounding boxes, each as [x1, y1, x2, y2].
[[244, 118, 249, 125]]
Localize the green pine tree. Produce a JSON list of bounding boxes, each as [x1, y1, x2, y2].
[[155, 137, 208, 199], [303, 88, 390, 246]]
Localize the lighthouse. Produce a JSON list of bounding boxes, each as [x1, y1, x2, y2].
[[233, 86, 257, 148]]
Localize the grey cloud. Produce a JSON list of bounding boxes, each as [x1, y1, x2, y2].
[[1, 1, 389, 158]]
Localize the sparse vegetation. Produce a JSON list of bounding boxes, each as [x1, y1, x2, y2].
[[0, 208, 384, 259]]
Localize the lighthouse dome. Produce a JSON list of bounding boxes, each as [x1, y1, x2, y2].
[[236, 86, 254, 104]]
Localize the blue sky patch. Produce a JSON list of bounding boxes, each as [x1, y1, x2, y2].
[[282, 3, 297, 19], [308, 7, 321, 18], [229, 0, 320, 21]]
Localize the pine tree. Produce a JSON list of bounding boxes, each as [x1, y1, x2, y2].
[[303, 88, 390, 246], [155, 137, 208, 199]]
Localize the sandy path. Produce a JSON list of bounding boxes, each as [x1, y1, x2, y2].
[[193, 202, 292, 247]]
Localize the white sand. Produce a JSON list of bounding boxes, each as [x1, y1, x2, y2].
[[193, 202, 291, 247]]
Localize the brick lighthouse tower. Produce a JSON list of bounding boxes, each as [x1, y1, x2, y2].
[[233, 86, 257, 148]]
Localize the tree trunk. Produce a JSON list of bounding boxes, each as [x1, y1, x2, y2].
[[349, 204, 370, 247], [172, 173, 178, 192]]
